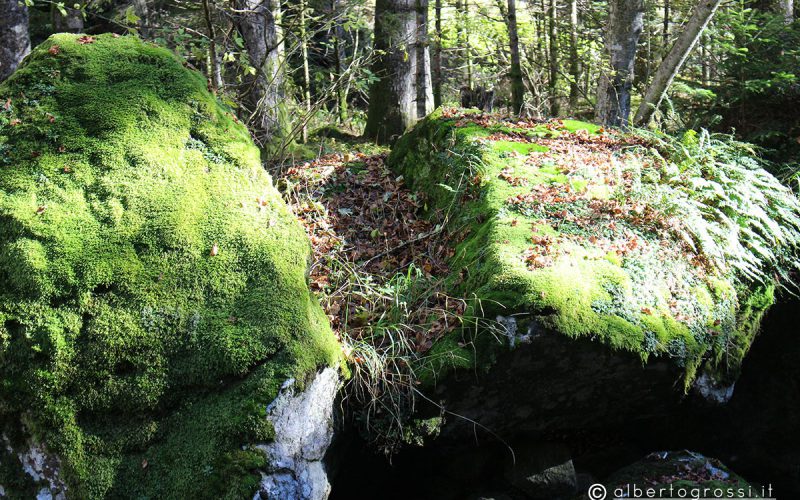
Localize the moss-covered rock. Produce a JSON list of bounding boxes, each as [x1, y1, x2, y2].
[[602, 451, 764, 499], [0, 34, 340, 498], [390, 109, 799, 392]]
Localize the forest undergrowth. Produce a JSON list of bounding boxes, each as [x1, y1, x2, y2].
[[277, 140, 474, 451]]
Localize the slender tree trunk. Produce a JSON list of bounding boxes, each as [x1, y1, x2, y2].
[[0, 0, 30, 82], [231, 0, 285, 145], [595, 0, 644, 127], [634, 0, 722, 125], [466, 1, 473, 89], [53, 4, 85, 33], [415, 0, 433, 119], [781, 0, 794, 23], [333, 0, 349, 122], [663, 0, 670, 47], [508, 0, 525, 114], [548, 0, 560, 116], [364, 0, 434, 143], [584, 55, 592, 98], [701, 33, 709, 86], [433, 0, 443, 107], [134, 0, 151, 38], [299, 0, 312, 142], [456, 0, 466, 85], [568, 0, 580, 108], [456, 0, 473, 88], [203, 0, 223, 92]]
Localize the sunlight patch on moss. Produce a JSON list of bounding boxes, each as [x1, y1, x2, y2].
[[389, 109, 786, 386]]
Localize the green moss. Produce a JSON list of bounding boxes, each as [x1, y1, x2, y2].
[[490, 141, 549, 156], [389, 109, 780, 385], [559, 119, 602, 134], [605, 451, 760, 498], [0, 34, 339, 498]]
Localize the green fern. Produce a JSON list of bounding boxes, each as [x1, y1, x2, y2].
[[636, 129, 800, 289]]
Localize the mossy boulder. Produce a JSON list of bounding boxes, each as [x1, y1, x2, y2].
[[0, 34, 339, 498], [389, 108, 799, 434], [601, 451, 763, 499]]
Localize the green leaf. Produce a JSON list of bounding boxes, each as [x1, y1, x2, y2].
[[125, 6, 141, 24]]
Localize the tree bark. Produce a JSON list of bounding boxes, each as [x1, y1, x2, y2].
[[663, 0, 670, 47], [568, 0, 581, 108], [364, 0, 434, 143], [548, 0, 560, 116], [634, 0, 722, 126], [202, 0, 223, 92], [508, 0, 525, 115], [0, 0, 30, 82], [133, 0, 151, 38], [781, 0, 794, 24], [433, 0, 443, 108], [231, 0, 285, 145], [299, 0, 312, 142], [53, 4, 85, 33], [333, 0, 349, 122], [456, 0, 473, 88], [415, 0, 433, 119], [595, 0, 644, 127]]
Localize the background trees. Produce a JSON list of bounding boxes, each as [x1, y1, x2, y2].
[[364, 0, 434, 142], [1, 0, 797, 168]]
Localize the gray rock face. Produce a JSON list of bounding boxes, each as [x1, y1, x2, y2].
[[2, 369, 339, 500], [693, 371, 735, 404], [505, 444, 577, 499], [255, 367, 340, 500], [0, 435, 66, 500]]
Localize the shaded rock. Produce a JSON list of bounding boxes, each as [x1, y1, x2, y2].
[[602, 450, 764, 499], [430, 324, 683, 438], [505, 444, 577, 499], [467, 493, 514, 500]]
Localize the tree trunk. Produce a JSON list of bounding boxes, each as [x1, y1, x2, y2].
[[456, 0, 473, 89], [634, 0, 722, 126], [202, 0, 223, 92], [333, 0, 349, 122], [364, 0, 434, 143], [568, 0, 580, 108], [299, 0, 312, 143], [508, 0, 525, 115], [433, 0, 443, 108], [663, 0, 670, 47], [548, 0, 560, 116], [133, 0, 151, 38], [701, 33, 709, 86], [231, 0, 286, 145], [415, 0, 433, 119], [53, 4, 85, 33], [595, 0, 644, 127], [0, 0, 30, 82], [781, 0, 794, 24]]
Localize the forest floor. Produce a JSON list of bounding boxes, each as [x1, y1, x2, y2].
[[278, 144, 464, 360], [277, 141, 471, 447]]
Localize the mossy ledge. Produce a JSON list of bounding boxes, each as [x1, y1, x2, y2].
[[389, 108, 799, 389], [0, 34, 339, 498]]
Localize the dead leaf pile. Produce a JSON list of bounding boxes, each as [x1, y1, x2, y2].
[[282, 151, 462, 354]]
